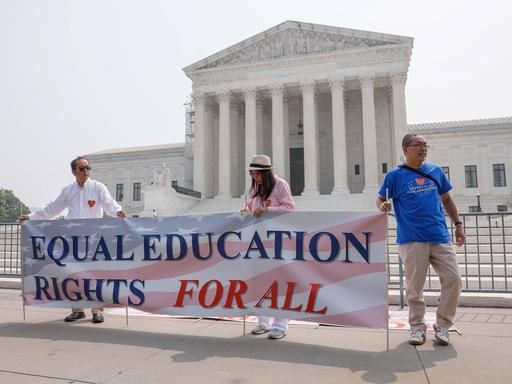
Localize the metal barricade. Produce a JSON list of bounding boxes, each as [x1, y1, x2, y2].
[[0, 223, 21, 277], [388, 212, 512, 300]]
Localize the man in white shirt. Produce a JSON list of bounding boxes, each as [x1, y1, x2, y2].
[[19, 156, 127, 324]]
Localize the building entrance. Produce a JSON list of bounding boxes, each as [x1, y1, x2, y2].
[[289, 147, 304, 196]]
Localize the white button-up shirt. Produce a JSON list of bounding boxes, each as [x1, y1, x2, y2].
[[29, 179, 122, 220]]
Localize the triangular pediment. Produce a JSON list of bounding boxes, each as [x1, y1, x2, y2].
[[184, 21, 413, 73]]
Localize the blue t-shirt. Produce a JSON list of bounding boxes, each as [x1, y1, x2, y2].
[[378, 161, 452, 244]]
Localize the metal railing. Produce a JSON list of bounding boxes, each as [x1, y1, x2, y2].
[[0, 223, 21, 277], [171, 181, 201, 199], [387, 212, 512, 297]]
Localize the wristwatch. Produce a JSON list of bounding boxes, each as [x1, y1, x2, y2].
[[454, 221, 462, 226]]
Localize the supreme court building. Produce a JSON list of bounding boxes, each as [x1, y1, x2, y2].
[[186, 21, 412, 200], [87, 21, 512, 217]]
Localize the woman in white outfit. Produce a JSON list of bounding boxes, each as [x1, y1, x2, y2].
[[241, 154, 295, 339]]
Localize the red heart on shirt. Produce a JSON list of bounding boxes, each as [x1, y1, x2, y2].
[[87, 200, 96, 208], [415, 178, 425, 185], [264, 199, 272, 207]]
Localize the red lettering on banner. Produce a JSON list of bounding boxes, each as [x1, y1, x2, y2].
[[254, 280, 279, 309], [304, 283, 327, 314], [174, 279, 327, 315], [174, 279, 199, 307], [281, 281, 303, 312], [198, 280, 223, 308], [223, 280, 248, 309], [174, 279, 248, 309]]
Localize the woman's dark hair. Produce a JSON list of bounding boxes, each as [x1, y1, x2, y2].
[[250, 169, 276, 201]]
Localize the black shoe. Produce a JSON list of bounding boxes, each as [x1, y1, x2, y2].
[[92, 313, 104, 324], [64, 311, 85, 322]]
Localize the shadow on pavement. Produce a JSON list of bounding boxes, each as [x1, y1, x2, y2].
[[0, 321, 457, 383]]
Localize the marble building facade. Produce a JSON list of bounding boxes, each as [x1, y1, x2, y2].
[[184, 21, 413, 202], [86, 21, 511, 217]]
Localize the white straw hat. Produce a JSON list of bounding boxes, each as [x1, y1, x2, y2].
[[247, 154, 272, 171]]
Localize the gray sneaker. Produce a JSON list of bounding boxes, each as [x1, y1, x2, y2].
[[251, 324, 270, 335], [268, 329, 286, 339], [409, 329, 426, 345], [433, 325, 450, 346]]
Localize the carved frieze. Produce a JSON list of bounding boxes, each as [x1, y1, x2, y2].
[[198, 29, 394, 70]]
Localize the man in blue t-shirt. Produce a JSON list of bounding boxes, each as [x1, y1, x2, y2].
[[377, 133, 465, 346]]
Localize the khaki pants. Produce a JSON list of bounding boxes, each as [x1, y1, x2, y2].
[[399, 242, 461, 331]]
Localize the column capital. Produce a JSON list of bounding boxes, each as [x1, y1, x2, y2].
[[271, 83, 285, 98], [328, 78, 345, 92], [242, 87, 257, 100], [359, 73, 375, 89], [300, 80, 316, 95], [389, 72, 408, 87], [217, 90, 232, 104]]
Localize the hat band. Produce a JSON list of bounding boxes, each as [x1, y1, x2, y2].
[[249, 163, 271, 169]]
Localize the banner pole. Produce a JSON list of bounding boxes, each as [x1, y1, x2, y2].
[[385, 188, 390, 352], [125, 306, 129, 327], [20, 217, 26, 322], [243, 316, 246, 336]]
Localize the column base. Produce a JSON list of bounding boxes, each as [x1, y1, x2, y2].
[[331, 186, 350, 196], [301, 188, 320, 197], [214, 193, 232, 200], [362, 185, 380, 195]]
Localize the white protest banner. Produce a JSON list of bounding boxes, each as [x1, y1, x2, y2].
[[22, 211, 387, 328]]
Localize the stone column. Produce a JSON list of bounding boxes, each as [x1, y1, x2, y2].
[[283, 96, 290, 181], [244, 88, 258, 192], [301, 81, 320, 195], [360, 74, 379, 192], [389, 72, 408, 165], [203, 100, 215, 198], [271, 84, 286, 178], [192, 92, 205, 195], [329, 78, 350, 195], [217, 91, 232, 198], [230, 102, 241, 197]]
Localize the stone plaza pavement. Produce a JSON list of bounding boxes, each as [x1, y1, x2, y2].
[[0, 289, 511, 384]]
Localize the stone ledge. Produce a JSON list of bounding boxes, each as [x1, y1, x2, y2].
[[389, 289, 512, 308], [0, 277, 21, 290]]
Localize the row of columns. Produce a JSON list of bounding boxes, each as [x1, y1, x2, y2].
[[193, 73, 407, 198]]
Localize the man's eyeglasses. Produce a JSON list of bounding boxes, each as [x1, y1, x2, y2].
[[407, 143, 429, 149], [249, 171, 260, 176], [79, 166, 92, 172]]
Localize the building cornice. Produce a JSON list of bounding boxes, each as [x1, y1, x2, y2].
[[189, 44, 412, 88], [409, 117, 512, 134]]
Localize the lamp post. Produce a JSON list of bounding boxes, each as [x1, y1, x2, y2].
[[476, 193, 482, 212]]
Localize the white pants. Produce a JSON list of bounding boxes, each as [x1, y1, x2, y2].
[[258, 316, 289, 332]]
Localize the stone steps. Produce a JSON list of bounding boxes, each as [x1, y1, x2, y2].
[[389, 264, 512, 276], [389, 275, 510, 290]]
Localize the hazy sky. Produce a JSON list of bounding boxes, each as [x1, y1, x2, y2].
[[1, 0, 510, 208]]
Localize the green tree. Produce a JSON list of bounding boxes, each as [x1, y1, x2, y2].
[[0, 189, 30, 223]]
